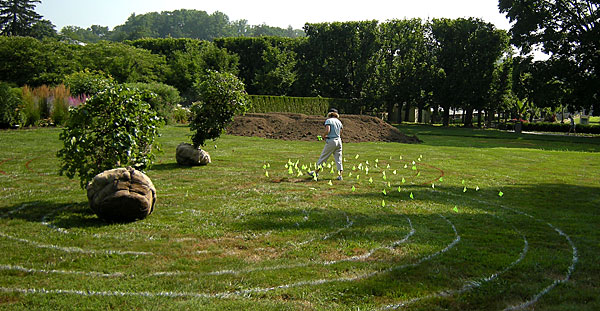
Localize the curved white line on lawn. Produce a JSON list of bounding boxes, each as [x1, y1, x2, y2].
[[381, 212, 529, 310], [0, 215, 459, 300], [438, 190, 578, 310], [0, 232, 152, 256]]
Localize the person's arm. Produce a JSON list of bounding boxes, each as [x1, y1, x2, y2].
[[324, 124, 331, 138]]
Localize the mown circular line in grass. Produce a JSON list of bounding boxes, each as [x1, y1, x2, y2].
[[432, 189, 578, 310], [0, 157, 13, 175], [381, 211, 529, 310], [0, 215, 456, 300]]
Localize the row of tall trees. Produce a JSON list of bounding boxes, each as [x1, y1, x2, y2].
[[2, 0, 597, 126], [62, 9, 304, 43]]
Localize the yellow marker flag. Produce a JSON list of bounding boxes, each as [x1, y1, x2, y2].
[[369, 177, 373, 183], [382, 200, 386, 207], [265, 171, 269, 177], [393, 170, 397, 175], [463, 186, 467, 193], [402, 177, 406, 183], [328, 180, 333, 186]]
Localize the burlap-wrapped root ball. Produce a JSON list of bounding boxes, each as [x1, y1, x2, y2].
[[86, 167, 156, 222], [176, 142, 211, 166]]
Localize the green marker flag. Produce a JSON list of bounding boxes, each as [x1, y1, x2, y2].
[[397, 186, 401, 192], [453, 206, 459, 213], [352, 166, 356, 171], [265, 171, 269, 177], [382, 200, 386, 207], [330, 167, 335, 174], [382, 189, 387, 196], [410, 192, 414, 199], [404, 164, 408, 169], [387, 164, 390, 169], [356, 175, 360, 180], [297, 171, 303, 177], [412, 166, 417, 171], [375, 159, 379, 163], [349, 172, 353, 177], [402, 177, 406, 183], [439, 177, 443, 181], [288, 167, 293, 175], [263, 164, 267, 170], [317, 135, 323, 141], [313, 174, 318, 181], [463, 186, 467, 193], [328, 180, 333, 186], [355, 154, 360, 159], [387, 182, 391, 188], [369, 177, 373, 184], [383, 175, 387, 181], [499, 191, 504, 197], [462, 180, 465, 185], [352, 185, 356, 192], [399, 156, 403, 160], [416, 172, 420, 177], [285, 164, 288, 169]]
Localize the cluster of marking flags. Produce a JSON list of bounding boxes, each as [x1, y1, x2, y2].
[[262, 153, 505, 210]]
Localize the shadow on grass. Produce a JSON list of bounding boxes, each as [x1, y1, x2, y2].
[[396, 124, 600, 152], [149, 162, 198, 171], [0, 201, 112, 229]]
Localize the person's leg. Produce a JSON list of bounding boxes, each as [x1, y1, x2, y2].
[[333, 140, 343, 179], [316, 140, 336, 168]]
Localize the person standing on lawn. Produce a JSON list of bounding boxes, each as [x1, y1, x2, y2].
[[309, 108, 344, 180], [568, 115, 576, 135]]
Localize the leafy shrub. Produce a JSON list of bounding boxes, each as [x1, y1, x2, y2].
[[57, 84, 163, 188], [63, 70, 115, 96], [189, 71, 250, 147], [0, 82, 24, 128], [124, 82, 182, 124], [171, 104, 191, 124]]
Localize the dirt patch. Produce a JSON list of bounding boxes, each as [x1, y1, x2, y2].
[[226, 113, 421, 143]]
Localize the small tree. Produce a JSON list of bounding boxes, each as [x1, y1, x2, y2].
[[57, 84, 162, 188], [189, 70, 250, 148]]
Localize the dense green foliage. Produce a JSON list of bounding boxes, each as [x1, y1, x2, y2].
[[57, 85, 162, 188], [60, 9, 304, 43], [248, 95, 349, 115], [499, 0, 599, 114], [124, 81, 182, 124], [129, 38, 239, 102], [0, 81, 23, 128], [189, 71, 250, 147], [62, 70, 115, 96]]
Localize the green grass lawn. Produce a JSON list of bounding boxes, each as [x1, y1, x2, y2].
[[1, 125, 599, 310]]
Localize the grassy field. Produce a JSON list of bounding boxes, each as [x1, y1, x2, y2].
[[0, 125, 599, 310]]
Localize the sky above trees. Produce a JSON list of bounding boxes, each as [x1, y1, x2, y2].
[[37, 0, 512, 31]]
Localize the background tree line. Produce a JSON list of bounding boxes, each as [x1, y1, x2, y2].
[[1, 0, 598, 128]]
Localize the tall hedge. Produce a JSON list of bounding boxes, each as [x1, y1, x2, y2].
[[247, 95, 351, 115]]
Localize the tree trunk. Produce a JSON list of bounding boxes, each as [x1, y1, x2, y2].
[[464, 108, 474, 127], [443, 106, 450, 126]]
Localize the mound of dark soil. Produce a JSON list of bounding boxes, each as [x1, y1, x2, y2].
[[226, 113, 421, 143]]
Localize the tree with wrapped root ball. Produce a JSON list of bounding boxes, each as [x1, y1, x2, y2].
[[57, 84, 163, 188], [189, 70, 250, 148]]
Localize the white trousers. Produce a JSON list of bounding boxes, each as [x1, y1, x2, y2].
[[317, 138, 343, 171]]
